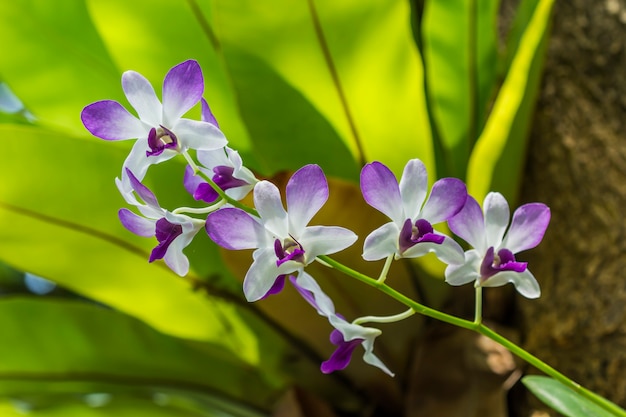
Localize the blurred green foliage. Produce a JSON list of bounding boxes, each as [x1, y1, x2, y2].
[[0, 0, 554, 415]]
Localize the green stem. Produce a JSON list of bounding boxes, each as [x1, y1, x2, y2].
[[474, 285, 482, 325], [316, 254, 626, 417]]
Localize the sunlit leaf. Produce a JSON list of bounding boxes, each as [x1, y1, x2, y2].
[[212, 0, 433, 178], [0, 0, 122, 133], [466, 0, 555, 202], [0, 297, 276, 415], [522, 376, 621, 417], [422, 0, 500, 179]]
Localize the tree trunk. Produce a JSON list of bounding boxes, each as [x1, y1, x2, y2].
[[517, 0, 626, 413]]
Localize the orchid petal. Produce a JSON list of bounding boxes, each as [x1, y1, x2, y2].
[[118, 208, 154, 237], [448, 196, 486, 251], [205, 208, 268, 250], [196, 148, 229, 169], [362, 222, 399, 261], [300, 226, 357, 260], [244, 248, 298, 302], [162, 60, 204, 123], [483, 192, 510, 247], [163, 237, 190, 276], [254, 181, 288, 237], [81, 100, 147, 141], [361, 335, 394, 377], [501, 203, 551, 253], [444, 250, 482, 286], [286, 165, 329, 235], [125, 168, 159, 208], [402, 236, 465, 265], [173, 118, 227, 151], [321, 335, 362, 373], [420, 178, 467, 223], [360, 162, 403, 224], [200, 98, 219, 127], [121, 70, 162, 126], [398, 159, 428, 219], [482, 269, 541, 299], [290, 272, 337, 317]]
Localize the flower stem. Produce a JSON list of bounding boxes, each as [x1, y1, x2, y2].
[[377, 255, 394, 284], [474, 285, 482, 325], [317, 254, 626, 417], [353, 308, 415, 326]]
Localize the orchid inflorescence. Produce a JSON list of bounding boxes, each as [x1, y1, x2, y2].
[[81, 60, 550, 377]]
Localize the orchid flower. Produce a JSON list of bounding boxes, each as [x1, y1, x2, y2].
[[360, 159, 467, 264], [184, 99, 257, 203], [290, 272, 393, 376], [81, 60, 227, 192], [445, 192, 550, 298], [205, 164, 357, 302], [117, 168, 204, 276]]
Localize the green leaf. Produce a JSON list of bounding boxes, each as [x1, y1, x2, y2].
[[0, 124, 254, 348], [0, 1, 122, 134], [422, 0, 500, 179], [212, 0, 434, 178], [0, 297, 276, 414], [466, 0, 555, 202], [522, 376, 621, 417]]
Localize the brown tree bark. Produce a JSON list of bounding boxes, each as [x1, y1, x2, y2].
[[517, 0, 626, 413]]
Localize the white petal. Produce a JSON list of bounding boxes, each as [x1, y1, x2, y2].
[[483, 192, 510, 248], [444, 250, 482, 286], [254, 181, 288, 238], [299, 226, 357, 260], [121, 70, 162, 126], [482, 269, 541, 299], [174, 118, 227, 151], [399, 159, 428, 219], [362, 222, 399, 261], [402, 236, 465, 265]]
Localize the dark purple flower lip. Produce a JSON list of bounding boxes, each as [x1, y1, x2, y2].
[[149, 217, 183, 262], [321, 329, 364, 374], [479, 246, 528, 281], [398, 218, 445, 253], [274, 236, 305, 267], [146, 125, 179, 157], [260, 275, 286, 300], [213, 165, 248, 190]]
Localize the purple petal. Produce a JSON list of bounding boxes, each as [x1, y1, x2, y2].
[[162, 60, 203, 123], [121, 70, 162, 126], [118, 208, 155, 237], [360, 162, 403, 223], [420, 178, 467, 223], [290, 272, 337, 317], [149, 218, 183, 262], [502, 203, 551, 253], [184, 166, 219, 203], [81, 100, 146, 140], [200, 98, 219, 127], [125, 168, 159, 208], [286, 165, 328, 234], [321, 333, 363, 374], [398, 159, 428, 218], [448, 196, 486, 251], [205, 208, 267, 250]]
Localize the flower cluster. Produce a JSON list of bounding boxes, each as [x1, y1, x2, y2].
[[82, 60, 550, 377]]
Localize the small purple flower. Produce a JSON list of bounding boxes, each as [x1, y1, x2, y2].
[[81, 60, 227, 190], [184, 146, 257, 203], [290, 272, 393, 376], [360, 159, 467, 264], [206, 164, 357, 302], [445, 192, 550, 298], [118, 168, 204, 276]]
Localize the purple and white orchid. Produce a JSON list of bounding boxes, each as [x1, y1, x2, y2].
[[117, 168, 204, 276], [205, 164, 357, 302], [360, 159, 467, 264], [81, 60, 227, 191], [290, 272, 393, 376], [445, 192, 550, 298]]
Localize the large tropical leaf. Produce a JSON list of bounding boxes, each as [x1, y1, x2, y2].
[[0, 296, 276, 414]]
